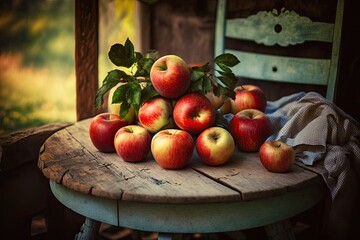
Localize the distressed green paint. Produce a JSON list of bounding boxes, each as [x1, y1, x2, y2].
[[225, 49, 330, 85], [50, 180, 118, 226], [214, 0, 344, 102], [327, 0, 344, 101], [50, 180, 324, 235], [226, 9, 334, 46]]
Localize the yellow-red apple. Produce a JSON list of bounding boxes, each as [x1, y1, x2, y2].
[[196, 127, 235, 166], [151, 129, 194, 169], [138, 97, 173, 133]]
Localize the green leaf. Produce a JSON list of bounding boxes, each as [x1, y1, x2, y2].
[[108, 38, 135, 68], [135, 58, 155, 77], [190, 69, 205, 82], [217, 75, 237, 89], [216, 63, 232, 73], [112, 84, 130, 104], [202, 76, 213, 93], [191, 63, 210, 72], [120, 101, 130, 119], [127, 82, 142, 111], [94, 69, 129, 108], [214, 53, 240, 67], [140, 84, 160, 103], [135, 52, 143, 62], [213, 85, 236, 100], [124, 38, 135, 62], [190, 77, 204, 92]]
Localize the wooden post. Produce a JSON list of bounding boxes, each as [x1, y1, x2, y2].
[[75, 0, 101, 121]]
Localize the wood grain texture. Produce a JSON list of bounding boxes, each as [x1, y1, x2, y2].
[[75, 0, 102, 121], [190, 151, 319, 201], [0, 122, 71, 172], [39, 119, 322, 204]]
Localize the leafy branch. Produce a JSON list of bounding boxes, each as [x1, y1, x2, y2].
[[94, 38, 158, 118], [189, 53, 240, 100], [94, 38, 240, 118]]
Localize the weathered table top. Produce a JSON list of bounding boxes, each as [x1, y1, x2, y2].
[[38, 118, 323, 204]]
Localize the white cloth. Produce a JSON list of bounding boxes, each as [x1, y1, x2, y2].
[[265, 92, 360, 239]]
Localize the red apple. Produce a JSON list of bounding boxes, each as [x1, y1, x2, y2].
[[173, 93, 215, 135], [138, 97, 173, 133], [151, 129, 194, 169], [230, 109, 271, 152], [259, 140, 295, 173], [114, 125, 151, 162], [89, 113, 127, 152], [150, 55, 191, 98], [196, 127, 235, 166], [230, 85, 267, 114]]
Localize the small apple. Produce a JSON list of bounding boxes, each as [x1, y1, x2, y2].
[[230, 109, 271, 152], [107, 83, 135, 124], [151, 129, 194, 169], [173, 93, 215, 135], [150, 55, 191, 99], [205, 90, 225, 110], [138, 97, 173, 133], [220, 97, 232, 114], [89, 113, 126, 152], [259, 140, 295, 173], [114, 125, 151, 162], [196, 127, 235, 166], [230, 85, 267, 114]]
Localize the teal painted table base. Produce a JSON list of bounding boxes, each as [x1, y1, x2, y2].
[[50, 180, 324, 240]]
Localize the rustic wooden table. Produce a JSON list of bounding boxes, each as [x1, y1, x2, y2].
[[38, 118, 325, 240]]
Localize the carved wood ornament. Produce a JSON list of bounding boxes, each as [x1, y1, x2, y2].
[[226, 8, 334, 46]]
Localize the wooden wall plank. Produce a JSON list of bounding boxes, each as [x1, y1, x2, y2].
[[75, 0, 101, 121]]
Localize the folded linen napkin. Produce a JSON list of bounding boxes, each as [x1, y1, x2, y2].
[[265, 91, 360, 239]]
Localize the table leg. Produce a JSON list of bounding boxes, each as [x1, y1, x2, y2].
[[75, 217, 101, 240], [158, 233, 183, 240], [264, 219, 295, 240]]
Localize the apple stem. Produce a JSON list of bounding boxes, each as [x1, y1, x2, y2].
[[276, 143, 282, 148], [125, 128, 134, 133], [192, 113, 201, 119]]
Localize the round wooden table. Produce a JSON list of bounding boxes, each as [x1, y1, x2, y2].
[[38, 119, 325, 240]]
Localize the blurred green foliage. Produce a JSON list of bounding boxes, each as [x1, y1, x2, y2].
[[0, 0, 74, 69], [0, 0, 76, 135], [0, 0, 138, 135]]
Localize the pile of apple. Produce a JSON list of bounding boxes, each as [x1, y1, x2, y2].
[[89, 55, 295, 172]]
